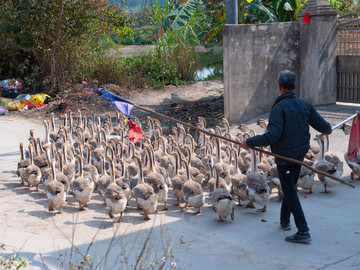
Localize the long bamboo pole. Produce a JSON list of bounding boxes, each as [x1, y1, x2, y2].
[[133, 104, 355, 189]]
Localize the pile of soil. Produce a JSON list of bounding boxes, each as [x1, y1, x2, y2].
[[20, 81, 224, 128]]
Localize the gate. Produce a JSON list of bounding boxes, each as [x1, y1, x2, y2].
[[337, 13, 360, 103]]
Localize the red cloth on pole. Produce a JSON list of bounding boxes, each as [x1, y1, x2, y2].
[[128, 118, 145, 142], [347, 115, 360, 161], [302, 13, 310, 23]]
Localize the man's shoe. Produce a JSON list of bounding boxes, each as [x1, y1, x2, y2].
[[281, 223, 291, 231], [285, 232, 311, 244]]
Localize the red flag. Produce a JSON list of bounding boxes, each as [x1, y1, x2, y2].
[[347, 115, 360, 161], [302, 13, 310, 23], [128, 118, 145, 142]]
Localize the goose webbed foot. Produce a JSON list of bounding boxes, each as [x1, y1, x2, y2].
[[256, 205, 266, 212], [305, 188, 313, 194], [245, 201, 255, 209], [194, 208, 202, 215], [320, 185, 331, 193]]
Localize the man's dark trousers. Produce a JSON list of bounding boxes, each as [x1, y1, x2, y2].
[[277, 164, 309, 233]]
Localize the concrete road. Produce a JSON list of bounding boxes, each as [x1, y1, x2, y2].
[[1, 101, 360, 270]]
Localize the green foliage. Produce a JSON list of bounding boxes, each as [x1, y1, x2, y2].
[[0, 254, 30, 269], [0, 0, 132, 93]]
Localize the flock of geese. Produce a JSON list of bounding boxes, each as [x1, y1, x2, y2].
[[15, 110, 358, 222]]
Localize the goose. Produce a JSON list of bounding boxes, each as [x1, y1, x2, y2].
[[71, 154, 94, 210], [323, 135, 344, 177], [256, 119, 268, 132], [183, 145, 204, 185], [17, 142, 30, 185], [213, 137, 231, 186], [25, 144, 42, 191], [266, 165, 283, 201], [132, 155, 158, 220], [31, 138, 48, 175], [56, 152, 71, 194], [313, 135, 341, 193], [245, 149, 270, 212], [46, 160, 66, 214], [181, 159, 205, 214], [229, 149, 248, 206], [210, 167, 236, 221], [97, 154, 112, 203], [344, 152, 360, 181], [296, 166, 315, 194], [114, 159, 132, 203], [207, 162, 229, 193], [42, 120, 52, 151], [143, 145, 168, 211], [105, 159, 127, 223], [62, 144, 75, 184], [83, 145, 99, 189], [49, 114, 60, 142], [170, 151, 186, 206]]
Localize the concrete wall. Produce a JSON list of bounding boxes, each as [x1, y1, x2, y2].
[[297, 1, 338, 106], [224, 0, 339, 124], [223, 22, 299, 124]]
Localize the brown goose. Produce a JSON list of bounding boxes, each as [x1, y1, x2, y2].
[[143, 145, 168, 211], [17, 142, 30, 185], [105, 159, 127, 223], [229, 149, 248, 206], [46, 160, 66, 214], [245, 149, 270, 212], [313, 135, 341, 193], [210, 167, 236, 222], [181, 160, 205, 214], [71, 154, 94, 210], [170, 151, 186, 206], [132, 155, 158, 220], [25, 144, 42, 191]]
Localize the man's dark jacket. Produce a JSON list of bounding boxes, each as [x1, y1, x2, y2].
[[246, 91, 332, 165]]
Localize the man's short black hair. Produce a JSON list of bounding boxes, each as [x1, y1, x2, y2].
[[278, 70, 296, 90]]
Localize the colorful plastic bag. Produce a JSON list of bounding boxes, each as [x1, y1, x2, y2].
[[0, 97, 21, 111], [346, 114, 360, 161], [29, 93, 53, 105], [0, 106, 8, 115]]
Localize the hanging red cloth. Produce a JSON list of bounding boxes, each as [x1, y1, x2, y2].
[[128, 118, 145, 142], [347, 114, 360, 161]]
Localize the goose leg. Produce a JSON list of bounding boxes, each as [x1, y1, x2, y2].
[[305, 187, 313, 194], [79, 202, 85, 210], [108, 209, 114, 219], [144, 211, 151, 220], [256, 205, 266, 212], [194, 208, 202, 215], [114, 212, 123, 223], [231, 205, 235, 220], [237, 198, 244, 206], [48, 201, 54, 212], [320, 184, 331, 193], [159, 201, 168, 211], [173, 197, 180, 206], [57, 205, 63, 214]]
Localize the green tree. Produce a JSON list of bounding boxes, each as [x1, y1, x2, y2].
[[0, 0, 132, 93]]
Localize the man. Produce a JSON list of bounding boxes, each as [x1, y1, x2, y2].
[[241, 70, 332, 244]]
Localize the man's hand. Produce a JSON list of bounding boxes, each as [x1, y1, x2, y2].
[[241, 141, 249, 150]]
